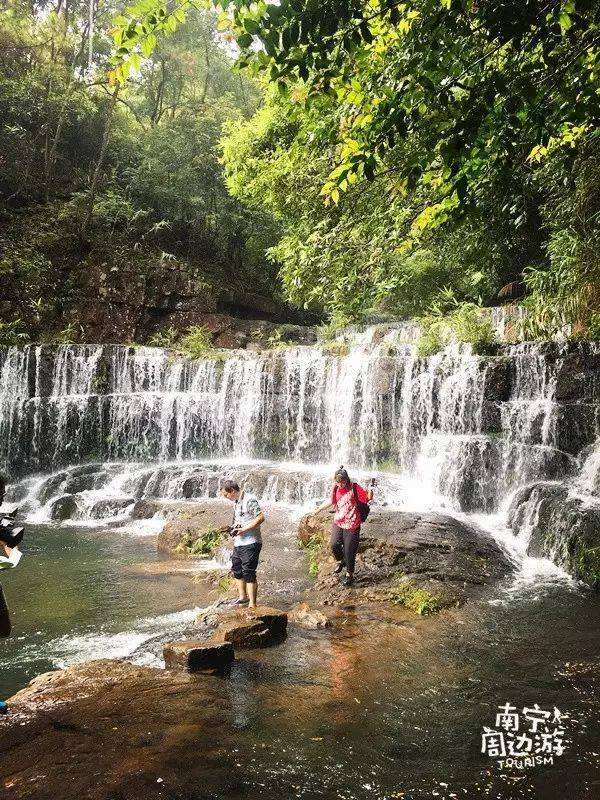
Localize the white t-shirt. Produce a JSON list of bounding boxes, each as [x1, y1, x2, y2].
[[233, 492, 262, 547], [0, 548, 21, 569]]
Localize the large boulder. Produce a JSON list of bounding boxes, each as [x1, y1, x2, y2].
[[298, 509, 513, 610], [3, 659, 180, 715], [157, 500, 233, 557], [508, 481, 600, 588]]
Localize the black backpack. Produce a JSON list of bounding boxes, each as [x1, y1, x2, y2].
[[352, 483, 370, 522]]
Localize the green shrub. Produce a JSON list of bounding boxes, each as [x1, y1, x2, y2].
[[318, 312, 352, 341], [148, 327, 179, 348], [417, 303, 497, 357], [0, 320, 30, 347], [298, 530, 327, 577], [179, 326, 213, 359], [450, 304, 497, 355], [174, 527, 224, 557], [417, 318, 445, 357], [587, 313, 600, 341], [53, 323, 83, 345]]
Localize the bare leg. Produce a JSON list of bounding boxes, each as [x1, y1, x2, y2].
[[248, 581, 258, 608], [236, 577, 248, 602]]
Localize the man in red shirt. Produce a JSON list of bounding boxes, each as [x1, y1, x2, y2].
[[315, 467, 374, 586]]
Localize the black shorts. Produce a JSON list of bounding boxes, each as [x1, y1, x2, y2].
[[231, 542, 262, 582]]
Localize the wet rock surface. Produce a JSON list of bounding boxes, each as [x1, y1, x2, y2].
[[300, 509, 514, 609], [197, 606, 288, 649], [508, 481, 600, 587], [163, 640, 234, 672], [157, 500, 232, 557], [289, 602, 332, 629], [157, 501, 310, 606], [48, 493, 79, 521]]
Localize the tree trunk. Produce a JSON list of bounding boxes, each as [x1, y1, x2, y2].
[[80, 86, 119, 235], [87, 0, 94, 73]]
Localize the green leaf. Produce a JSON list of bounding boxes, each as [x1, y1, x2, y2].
[[237, 33, 253, 48], [559, 11, 572, 33]]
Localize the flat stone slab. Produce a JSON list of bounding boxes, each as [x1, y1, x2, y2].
[[163, 640, 234, 672], [198, 605, 288, 649]]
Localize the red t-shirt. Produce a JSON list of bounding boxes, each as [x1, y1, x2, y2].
[[331, 483, 369, 531]]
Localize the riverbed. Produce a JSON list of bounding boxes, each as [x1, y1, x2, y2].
[[1, 518, 599, 799]]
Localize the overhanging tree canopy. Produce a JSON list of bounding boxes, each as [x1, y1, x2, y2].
[[112, 1, 600, 223]]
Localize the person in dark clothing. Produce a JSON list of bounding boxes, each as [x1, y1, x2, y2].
[[0, 472, 21, 640], [315, 467, 374, 586], [0, 473, 24, 556]]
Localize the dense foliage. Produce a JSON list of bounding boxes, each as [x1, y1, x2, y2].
[[0, 0, 280, 343], [220, 87, 531, 321], [107, 0, 600, 335], [4, 0, 600, 340]]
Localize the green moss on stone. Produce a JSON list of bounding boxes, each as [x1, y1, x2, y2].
[[577, 546, 600, 585], [389, 579, 445, 615], [174, 527, 224, 558]]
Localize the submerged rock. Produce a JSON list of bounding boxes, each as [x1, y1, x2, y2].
[[508, 481, 600, 588], [299, 509, 513, 610], [289, 603, 331, 629], [48, 493, 79, 521]]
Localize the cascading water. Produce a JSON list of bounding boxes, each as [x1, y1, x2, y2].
[[2, 327, 600, 530]]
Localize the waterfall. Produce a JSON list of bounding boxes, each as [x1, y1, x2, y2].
[[2, 333, 600, 520]]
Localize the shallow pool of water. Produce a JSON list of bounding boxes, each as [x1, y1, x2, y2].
[[0, 523, 206, 696], [1, 523, 600, 798]]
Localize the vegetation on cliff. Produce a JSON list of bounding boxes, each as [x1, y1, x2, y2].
[[3, 1, 600, 343], [107, 0, 600, 339], [0, 1, 283, 345]]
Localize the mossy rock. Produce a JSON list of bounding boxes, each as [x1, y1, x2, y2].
[[173, 527, 224, 558], [388, 577, 459, 615], [158, 500, 233, 558]]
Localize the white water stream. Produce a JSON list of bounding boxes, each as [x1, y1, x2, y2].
[[2, 323, 600, 584]]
